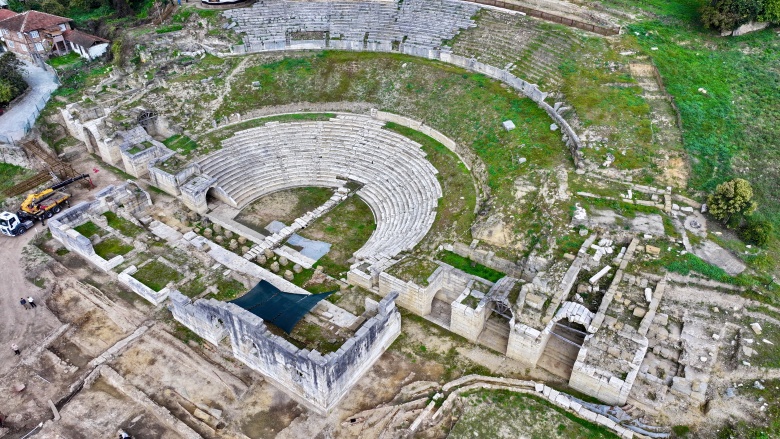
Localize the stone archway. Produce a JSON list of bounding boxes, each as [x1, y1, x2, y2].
[[536, 302, 594, 380], [83, 127, 98, 154]]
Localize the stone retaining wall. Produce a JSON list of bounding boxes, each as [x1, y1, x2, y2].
[[446, 241, 523, 277], [168, 291, 402, 413]]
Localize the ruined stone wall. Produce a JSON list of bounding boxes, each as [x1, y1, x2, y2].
[[347, 268, 374, 291], [568, 333, 647, 406], [169, 291, 402, 413], [450, 293, 491, 342], [447, 242, 523, 277], [49, 201, 125, 272], [378, 265, 458, 316], [118, 265, 177, 305], [506, 323, 548, 366], [121, 143, 169, 178], [378, 272, 434, 315], [49, 183, 151, 272], [148, 161, 200, 196]]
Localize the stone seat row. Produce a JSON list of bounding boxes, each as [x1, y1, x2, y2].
[[200, 115, 442, 262], [210, 155, 439, 210], [203, 144, 438, 194], [218, 130, 433, 164], [224, 0, 478, 50]]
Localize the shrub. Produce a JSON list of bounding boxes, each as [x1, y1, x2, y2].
[[740, 217, 773, 247], [0, 53, 27, 106], [701, 0, 765, 31]]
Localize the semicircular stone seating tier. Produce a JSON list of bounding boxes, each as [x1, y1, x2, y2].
[[198, 114, 443, 264], [222, 0, 584, 164], [223, 0, 481, 52]]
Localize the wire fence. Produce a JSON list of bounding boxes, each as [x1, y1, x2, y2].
[[0, 62, 59, 147]]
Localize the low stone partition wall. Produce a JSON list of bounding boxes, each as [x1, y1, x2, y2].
[[49, 183, 152, 272], [371, 110, 471, 171], [168, 291, 402, 413], [117, 265, 177, 305], [49, 201, 125, 272]]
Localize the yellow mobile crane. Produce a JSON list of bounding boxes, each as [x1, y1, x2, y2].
[[0, 174, 92, 236]]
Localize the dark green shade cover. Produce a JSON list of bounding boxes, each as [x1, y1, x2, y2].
[[229, 280, 335, 333]]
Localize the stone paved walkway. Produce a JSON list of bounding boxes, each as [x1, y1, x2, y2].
[[0, 60, 58, 143]]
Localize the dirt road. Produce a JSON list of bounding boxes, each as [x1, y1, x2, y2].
[[0, 229, 62, 377]]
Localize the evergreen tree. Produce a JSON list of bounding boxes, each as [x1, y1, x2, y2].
[[707, 178, 757, 225]]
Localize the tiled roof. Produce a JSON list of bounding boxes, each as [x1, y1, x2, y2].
[[0, 10, 69, 33], [63, 29, 109, 47], [0, 9, 17, 21]]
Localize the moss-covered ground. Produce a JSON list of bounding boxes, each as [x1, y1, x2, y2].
[[132, 260, 182, 292]]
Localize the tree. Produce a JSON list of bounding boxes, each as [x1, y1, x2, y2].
[[0, 53, 27, 106], [39, 0, 67, 17], [0, 80, 14, 104], [707, 178, 757, 225], [740, 217, 773, 246], [760, 0, 780, 22], [701, 0, 765, 31]]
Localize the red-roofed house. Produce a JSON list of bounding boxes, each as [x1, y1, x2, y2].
[[63, 29, 109, 60], [0, 10, 109, 61], [0, 8, 17, 53]]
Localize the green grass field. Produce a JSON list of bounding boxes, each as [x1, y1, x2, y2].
[[604, 0, 780, 281]]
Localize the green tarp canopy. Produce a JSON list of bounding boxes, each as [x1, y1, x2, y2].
[[229, 280, 335, 333]]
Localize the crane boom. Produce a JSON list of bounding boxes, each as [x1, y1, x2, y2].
[[50, 174, 91, 190]]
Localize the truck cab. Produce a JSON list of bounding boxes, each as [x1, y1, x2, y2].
[[0, 212, 32, 237]]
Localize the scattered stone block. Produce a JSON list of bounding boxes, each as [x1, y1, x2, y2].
[[502, 120, 515, 131], [751, 323, 763, 335], [270, 262, 280, 273], [256, 254, 267, 265], [293, 264, 303, 273], [526, 293, 545, 310], [645, 245, 661, 256], [283, 270, 294, 281], [279, 256, 289, 266], [633, 307, 647, 318]]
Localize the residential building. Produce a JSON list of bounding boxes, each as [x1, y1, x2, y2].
[[0, 10, 109, 61]]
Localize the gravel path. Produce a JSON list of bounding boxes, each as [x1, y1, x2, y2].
[[0, 230, 62, 377], [0, 60, 58, 143]]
